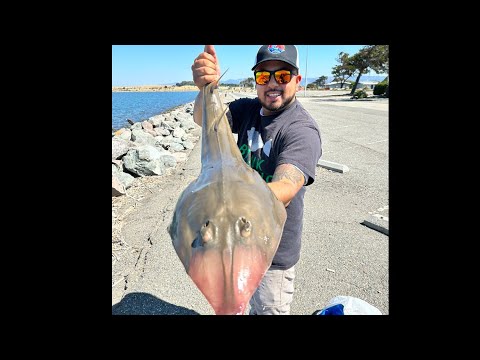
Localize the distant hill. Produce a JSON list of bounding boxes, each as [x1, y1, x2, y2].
[[222, 79, 244, 85]]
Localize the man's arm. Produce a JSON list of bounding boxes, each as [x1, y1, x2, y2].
[[192, 45, 220, 127], [268, 163, 305, 207]]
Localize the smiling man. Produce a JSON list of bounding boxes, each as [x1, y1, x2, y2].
[[191, 45, 322, 315]]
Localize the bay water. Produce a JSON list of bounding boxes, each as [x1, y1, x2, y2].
[[112, 91, 198, 130]]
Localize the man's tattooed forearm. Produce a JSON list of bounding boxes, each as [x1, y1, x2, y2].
[[272, 164, 304, 185]]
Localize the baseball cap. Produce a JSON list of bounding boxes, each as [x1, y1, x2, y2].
[[252, 45, 299, 71]]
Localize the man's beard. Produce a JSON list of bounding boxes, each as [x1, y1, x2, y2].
[[260, 92, 295, 113]]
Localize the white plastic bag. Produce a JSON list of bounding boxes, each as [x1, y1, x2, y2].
[[313, 295, 382, 315]]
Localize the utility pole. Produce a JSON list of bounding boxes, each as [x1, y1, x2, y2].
[[304, 45, 308, 97]]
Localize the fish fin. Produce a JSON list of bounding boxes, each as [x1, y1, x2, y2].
[[211, 68, 230, 131], [214, 103, 229, 132], [211, 68, 229, 89]]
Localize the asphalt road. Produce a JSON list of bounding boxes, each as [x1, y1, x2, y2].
[[111, 92, 389, 315]]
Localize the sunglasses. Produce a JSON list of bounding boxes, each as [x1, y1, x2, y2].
[[254, 69, 296, 85]]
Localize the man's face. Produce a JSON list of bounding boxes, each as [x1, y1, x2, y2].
[[254, 60, 301, 116]]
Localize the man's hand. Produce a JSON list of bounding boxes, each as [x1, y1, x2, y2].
[[192, 45, 221, 89]]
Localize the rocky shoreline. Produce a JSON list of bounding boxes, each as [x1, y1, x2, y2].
[[112, 100, 200, 197], [111, 91, 246, 198]]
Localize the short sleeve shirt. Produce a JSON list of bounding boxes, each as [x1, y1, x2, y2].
[[229, 97, 322, 269]]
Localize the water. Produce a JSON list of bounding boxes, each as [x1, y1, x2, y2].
[[112, 91, 198, 130]]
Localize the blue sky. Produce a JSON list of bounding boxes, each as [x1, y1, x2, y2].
[[112, 45, 387, 87]]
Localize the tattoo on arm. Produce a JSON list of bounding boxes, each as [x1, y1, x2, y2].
[[272, 164, 305, 187]]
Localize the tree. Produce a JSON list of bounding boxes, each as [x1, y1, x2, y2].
[[240, 78, 255, 88], [369, 46, 389, 74], [347, 45, 389, 95], [176, 80, 195, 87], [331, 52, 356, 89], [313, 75, 328, 89]]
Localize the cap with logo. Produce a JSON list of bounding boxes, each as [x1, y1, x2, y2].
[[252, 45, 299, 71]]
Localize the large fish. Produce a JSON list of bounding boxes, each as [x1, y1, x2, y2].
[[168, 78, 287, 315]]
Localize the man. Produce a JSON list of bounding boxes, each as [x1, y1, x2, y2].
[[191, 45, 322, 314]]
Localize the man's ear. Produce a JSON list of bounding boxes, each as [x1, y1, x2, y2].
[[295, 74, 302, 91]]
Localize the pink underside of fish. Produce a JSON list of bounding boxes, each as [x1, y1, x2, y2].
[[188, 244, 269, 315]]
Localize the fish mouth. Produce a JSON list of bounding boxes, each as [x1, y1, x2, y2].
[[187, 245, 268, 315]]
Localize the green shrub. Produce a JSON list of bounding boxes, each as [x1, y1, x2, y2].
[[373, 81, 388, 96], [352, 89, 368, 99]]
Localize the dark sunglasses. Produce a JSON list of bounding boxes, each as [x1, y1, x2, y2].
[[254, 69, 296, 85]]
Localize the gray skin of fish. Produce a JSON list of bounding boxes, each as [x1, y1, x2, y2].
[[168, 81, 287, 315]]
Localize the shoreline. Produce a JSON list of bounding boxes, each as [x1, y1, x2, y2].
[[112, 85, 257, 93], [112, 99, 198, 133], [112, 88, 377, 131], [111, 89, 254, 132], [112, 85, 198, 92]]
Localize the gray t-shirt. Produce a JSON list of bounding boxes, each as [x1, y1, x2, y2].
[[229, 97, 322, 270]]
